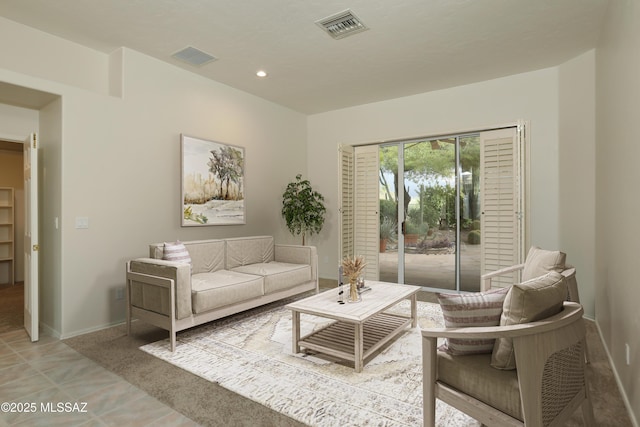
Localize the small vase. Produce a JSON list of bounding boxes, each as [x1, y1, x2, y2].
[[348, 277, 361, 303]]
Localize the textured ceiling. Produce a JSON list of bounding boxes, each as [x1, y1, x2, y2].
[[0, 0, 610, 114]]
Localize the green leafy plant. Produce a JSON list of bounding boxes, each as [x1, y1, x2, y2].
[[379, 217, 397, 241], [467, 229, 481, 244], [281, 174, 326, 245]]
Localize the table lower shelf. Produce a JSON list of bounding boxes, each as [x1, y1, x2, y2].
[[297, 312, 411, 368]]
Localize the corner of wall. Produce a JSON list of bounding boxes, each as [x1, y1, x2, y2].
[[108, 48, 125, 99]]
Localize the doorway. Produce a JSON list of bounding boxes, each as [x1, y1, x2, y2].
[[0, 140, 24, 333]]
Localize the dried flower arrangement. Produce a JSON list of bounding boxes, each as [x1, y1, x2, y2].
[[341, 255, 367, 302]]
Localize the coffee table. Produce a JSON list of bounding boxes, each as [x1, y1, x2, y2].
[[285, 281, 419, 372]]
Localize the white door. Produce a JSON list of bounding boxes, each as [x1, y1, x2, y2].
[[23, 133, 38, 342]]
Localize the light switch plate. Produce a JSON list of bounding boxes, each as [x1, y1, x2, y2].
[[75, 216, 89, 229]]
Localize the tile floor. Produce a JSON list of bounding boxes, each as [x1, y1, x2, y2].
[[0, 329, 199, 427]]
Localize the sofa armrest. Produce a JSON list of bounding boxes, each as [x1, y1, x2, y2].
[[275, 244, 318, 283], [126, 258, 192, 320]]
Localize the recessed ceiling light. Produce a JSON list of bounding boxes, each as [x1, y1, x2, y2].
[[256, 70, 268, 78]]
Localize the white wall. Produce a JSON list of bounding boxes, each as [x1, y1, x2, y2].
[[0, 18, 308, 338], [0, 17, 108, 95], [57, 48, 307, 336], [558, 50, 597, 321], [596, 0, 640, 422], [307, 68, 562, 289], [0, 103, 38, 141]]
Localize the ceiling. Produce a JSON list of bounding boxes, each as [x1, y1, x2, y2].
[[0, 0, 610, 114]]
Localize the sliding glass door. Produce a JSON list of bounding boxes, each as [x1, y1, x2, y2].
[[340, 125, 526, 293], [378, 135, 482, 291]]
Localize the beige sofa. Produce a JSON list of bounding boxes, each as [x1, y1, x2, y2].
[[125, 236, 318, 350]]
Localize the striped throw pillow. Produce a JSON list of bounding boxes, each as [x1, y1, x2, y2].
[[437, 287, 509, 355], [162, 241, 192, 265]]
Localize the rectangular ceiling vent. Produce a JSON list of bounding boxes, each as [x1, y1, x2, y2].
[[171, 46, 217, 67], [316, 9, 368, 40]]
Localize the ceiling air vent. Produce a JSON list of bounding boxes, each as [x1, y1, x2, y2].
[[171, 46, 217, 67], [316, 9, 368, 40]]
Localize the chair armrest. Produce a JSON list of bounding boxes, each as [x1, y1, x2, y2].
[[480, 263, 525, 291], [421, 302, 583, 340], [127, 258, 192, 319]]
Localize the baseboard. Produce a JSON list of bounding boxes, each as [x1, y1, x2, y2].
[[39, 321, 60, 339], [594, 319, 639, 427], [58, 319, 127, 340]]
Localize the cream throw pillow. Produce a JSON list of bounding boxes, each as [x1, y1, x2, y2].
[[521, 246, 566, 282], [490, 271, 567, 370]]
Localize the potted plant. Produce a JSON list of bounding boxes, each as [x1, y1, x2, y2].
[[379, 217, 397, 252], [281, 174, 326, 245]]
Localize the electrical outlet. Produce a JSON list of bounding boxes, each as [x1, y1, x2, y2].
[[115, 287, 125, 300], [626, 343, 631, 366]]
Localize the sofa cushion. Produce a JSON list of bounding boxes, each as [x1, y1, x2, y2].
[[438, 352, 521, 420], [185, 240, 225, 274], [231, 262, 311, 294], [225, 236, 275, 269], [491, 271, 567, 370], [521, 246, 566, 282], [437, 287, 509, 355], [191, 271, 264, 314]]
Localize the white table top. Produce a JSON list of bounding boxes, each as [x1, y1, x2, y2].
[[285, 281, 419, 323]]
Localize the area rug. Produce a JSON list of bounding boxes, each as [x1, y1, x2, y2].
[[141, 298, 480, 427]]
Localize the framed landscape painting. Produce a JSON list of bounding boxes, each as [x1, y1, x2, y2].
[[181, 134, 246, 226]]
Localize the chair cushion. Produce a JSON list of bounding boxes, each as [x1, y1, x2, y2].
[[436, 287, 509, 355], [438, 352, 522, 420], [521, 246, 566, 282], [491, 271, 567, 370]]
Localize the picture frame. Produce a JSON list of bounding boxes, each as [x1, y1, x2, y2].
[[181, 134, 246, 226]]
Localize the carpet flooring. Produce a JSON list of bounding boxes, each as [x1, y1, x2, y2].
[[140, 300, 479, 427]]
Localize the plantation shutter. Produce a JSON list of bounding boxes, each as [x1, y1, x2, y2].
[[480, 125, 527, 287], [339, 145, 354, 261], [354, 145, 379, 280]]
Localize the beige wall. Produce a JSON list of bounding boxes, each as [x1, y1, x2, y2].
[[596, 0, 640, 422], [0, 18, 307, 338], [558, 50, 597, 327]]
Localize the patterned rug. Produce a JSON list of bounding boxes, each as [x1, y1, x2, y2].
[[141, 298, 480, 427]]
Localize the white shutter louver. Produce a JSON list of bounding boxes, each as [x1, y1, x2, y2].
[[339, 145, 354, 261], [354, 145, 379, 280], [480, 128, 523, 287]]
